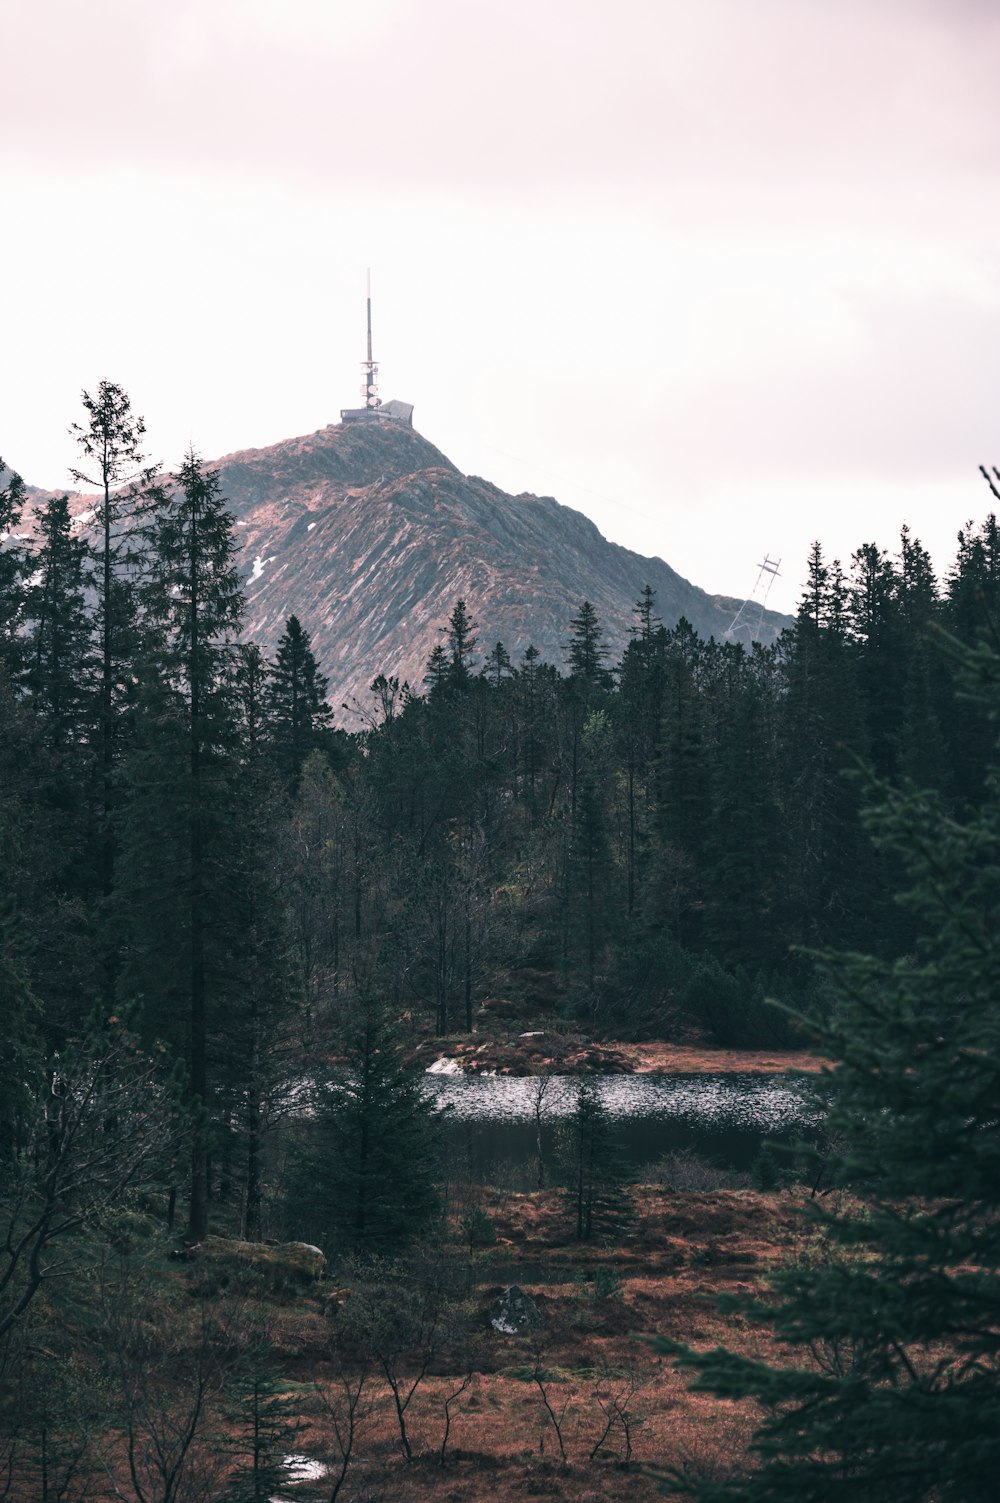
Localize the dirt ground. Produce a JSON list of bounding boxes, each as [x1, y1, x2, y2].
[[409, 1033, 827, 1077]]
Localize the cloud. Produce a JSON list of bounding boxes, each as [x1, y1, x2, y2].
[[5, 0, 1000, 202]]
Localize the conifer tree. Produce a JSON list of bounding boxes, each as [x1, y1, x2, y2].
[[567, 599, 610, 686], [570, 710, 614, 992], [945, 509, 1000, 803], [562, 1080, 628, 1242], [291, 995, 441, 1255], [69, 383, 157, 928], [779, 544, 867, 953], [0, 898, 41, 1162], [514, 644, 550, 814], [125, 449, 245, 1241], [444, 598, 478, 683], [225, 1326, 302, 1501], [0, 462, 28, 668], [23, 494, 96, 751], [482, 640, 513, 687], [229, 643, 298, 1239], [423, 643, 450, 695], [266, 614, 332, 792], [664, 632, 1000, 1502]]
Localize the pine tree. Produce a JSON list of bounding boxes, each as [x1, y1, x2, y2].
[[0, 462, 28, 670], [423, 643, 450, 695], [291, 996, 441, 1255], [69, 383, 157, 939], [663, 632, 1000, 1502], [266, 614, 332, 792], [561, 1080, 629, 1242], [569, 710, 614, 992], [229, 643, 298, 1239], [849, 542, 904, 778], [703, 643, 784, 976], [0, 897, 41, 1161], [779, 545, 868, 954], [567, 600, 610, 687], [125, 449, 245, 1241], [482, 640, 513, 687], [22, 493, 96, 751], [647, 620, 711, 945], [444, 598, 478, 683], [944, 509, 1000, 804], [225, 1327, 302, 1502]]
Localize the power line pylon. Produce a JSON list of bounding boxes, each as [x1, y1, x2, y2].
[[725, 554, 781, 646]]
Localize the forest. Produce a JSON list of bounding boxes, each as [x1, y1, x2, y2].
[[2, 383, 999, 1500]]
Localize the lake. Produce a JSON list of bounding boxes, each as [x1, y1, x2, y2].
[[428, 1072, 817, 1182]]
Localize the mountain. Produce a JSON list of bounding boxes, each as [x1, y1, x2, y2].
[[21, 419, 790, 718], [210, 420, 788, 716]]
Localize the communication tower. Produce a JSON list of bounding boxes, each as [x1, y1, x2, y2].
[[362, 268, 380, 411], [725, 555, 781, 646], [339, 271, 414, 427]]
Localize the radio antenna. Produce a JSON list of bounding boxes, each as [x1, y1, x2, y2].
[[362, 268, 380, 410]]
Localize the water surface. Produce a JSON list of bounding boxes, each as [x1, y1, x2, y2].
[[430, 1072, 816, 1179]]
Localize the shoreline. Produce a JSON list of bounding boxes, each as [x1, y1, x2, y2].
[[415, 1035, 828, 1078]]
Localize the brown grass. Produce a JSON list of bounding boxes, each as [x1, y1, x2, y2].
[[240, 1186, 807, 1503], [410, 1034, 828, 1077]]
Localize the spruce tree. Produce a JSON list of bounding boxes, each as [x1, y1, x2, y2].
[[292, 996, 441, 1255], [229, 643, 298, 1239], [663, 632, 1000, 1502], [444, 598, 478, 683], [125, 449, 245, 1241], [225, 1327, 303, 1502], [0, 462, 28, 668], [23, 493, 96, 752], [266, 614, 332, 792], [561, 1080, 629, 1242], [566, 599, 610, 687], [69, 383, 157, 939]]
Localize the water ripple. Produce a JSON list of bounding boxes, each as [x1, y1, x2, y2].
[[428, 1073, 815, 1134]]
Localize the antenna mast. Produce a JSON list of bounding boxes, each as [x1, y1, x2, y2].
[[362, 268, 380, 412]]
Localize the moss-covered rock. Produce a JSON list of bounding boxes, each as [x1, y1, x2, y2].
[[196, 1235, 326, 1284]]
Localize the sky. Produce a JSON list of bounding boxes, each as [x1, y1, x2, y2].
[[4, 0, 1000, 616]]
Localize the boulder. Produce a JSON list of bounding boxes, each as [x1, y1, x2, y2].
[[426, 1056, 463, 1075], [197, 1235, 326, 1283], [490, 1284, 542, 1334]]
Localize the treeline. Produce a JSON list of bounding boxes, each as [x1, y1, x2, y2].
[[3, 383, 1000, 1248]]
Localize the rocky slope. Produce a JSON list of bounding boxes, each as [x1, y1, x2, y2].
[[21, 420, 789, 718], [213, 421, 788, 717]]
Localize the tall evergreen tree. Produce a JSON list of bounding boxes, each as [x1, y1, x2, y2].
[[0, 462, 28, 670], [291, 996, 441, 1255], [566, 599, 610, 687], [569, 710, 614, 992], [69, 382, 157, 940], [23, 494, 96, 752], [444, 598, 478, 683], [126, 449, 245, 1241], [561, 1080, 628, 1242], [266, 614, 332, 792]]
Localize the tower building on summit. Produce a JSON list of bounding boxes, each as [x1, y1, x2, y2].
[[340, 271, 414, 427]]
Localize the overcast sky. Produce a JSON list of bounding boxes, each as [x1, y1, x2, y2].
[[4, 0, 1000, 615]]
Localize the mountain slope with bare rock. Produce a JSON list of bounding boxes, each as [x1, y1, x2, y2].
[[212, 421, 787, 717]]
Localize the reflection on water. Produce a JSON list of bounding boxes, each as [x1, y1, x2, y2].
[[429, 1072, 811, 1128], [430, 1073, 817, 1177], [271, 1453, 328, 1503]]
